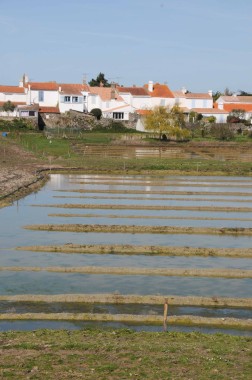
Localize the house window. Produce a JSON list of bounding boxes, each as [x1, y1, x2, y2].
[[113, 112, 124, 120], [38, 91, 44, 102], [83, 95, 87, 101], [29, 111, 36, 116], [20, 111, 29, 117], [64, 96, 71, 102], [72, 96, 79, 103]]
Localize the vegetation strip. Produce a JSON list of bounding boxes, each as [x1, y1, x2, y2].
[[24, 223, 252, 235], [32, 203, 252, 212], [0, 312, 251, 328], [0, 330, 251, 380], [1, 266, 251, 278], [48, 212, 252, 222], [1, 294, 251, 307], [68, 180, 252, 188], [16, 244, 252, 258], [56, 188, 252, 196]]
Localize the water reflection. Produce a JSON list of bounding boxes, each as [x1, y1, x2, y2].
[[0, 173, 252, 333]]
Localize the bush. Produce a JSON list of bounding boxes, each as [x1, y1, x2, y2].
[[210, 123, 234, 140], [90, 108, 102, 120]]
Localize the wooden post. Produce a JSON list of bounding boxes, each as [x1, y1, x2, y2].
[[163, 299, 168, 332]]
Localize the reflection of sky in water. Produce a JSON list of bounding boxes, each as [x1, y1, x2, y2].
[[0, 173, 252, 330], [0, 272, 251, 298], [0, 320, 251, 336]]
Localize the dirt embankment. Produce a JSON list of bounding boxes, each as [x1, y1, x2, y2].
[[0, 139, 49, 206]]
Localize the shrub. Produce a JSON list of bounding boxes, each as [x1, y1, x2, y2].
[[90, 108, 102, 120]]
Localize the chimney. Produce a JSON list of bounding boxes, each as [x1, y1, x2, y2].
[[208, 90, 213, 97], [148, 80, 154, 92], [181, 86, 187, 94], [100, 81, 104, 87], [111, 82, 116, 99]]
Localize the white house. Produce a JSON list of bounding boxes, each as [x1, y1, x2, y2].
[[216, 95, 252, 121], [173, 88, 213, 109], [59, 83, 89, 113], [87, 85, 132, 120]]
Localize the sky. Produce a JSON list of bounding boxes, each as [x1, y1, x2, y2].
[[0, 0, 251, 92]]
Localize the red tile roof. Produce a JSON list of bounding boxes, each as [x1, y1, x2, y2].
[[0, 85, 25, 93], [220, 96, 252, 104], [89, 87, 123, 101], [38, 106, 60, 113], [173, 91, 211, 99], [117, 86, 149, 96], [104, 104, 132, 112], [59, 83, 89, 95], [136, 109, 151, 115], [27, 82, 59, 91], [18, 104, 39, 110], [222, 104, 252, 112], [144, 83, 174, 98], [191, 108, 228, 114], [185, 93, 212, 99]]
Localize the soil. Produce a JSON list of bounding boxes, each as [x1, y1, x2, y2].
[[0, 139, 49, 207]]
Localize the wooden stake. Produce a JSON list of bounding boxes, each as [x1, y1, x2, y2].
[[163, 299, 168, 332]]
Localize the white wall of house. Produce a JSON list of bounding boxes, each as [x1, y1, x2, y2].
[[59, 95, 84, 113], [0, 92, 27, 103], [136, 117, 145, 131], [27, 89, 58, 107], [0, 109, 19, 117], [131, 96, 151, 109], [119, 92, 132, 105], [87, 94, 101, 111], [103, 105, 134, 121], [185, 98, 213, 109], [150, 97, 175, 108], [201, 112, 228, 123]]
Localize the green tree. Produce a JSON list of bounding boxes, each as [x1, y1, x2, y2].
[[144, 105, 189, 140], [2, 100, 15, 113], [212, 91, 222, 102], [238, 90, 252, 96], [207, 116, 216, 123], [89, 73, 111, 87], [90, 108, 102, 120], [189, 111, 203, 123]]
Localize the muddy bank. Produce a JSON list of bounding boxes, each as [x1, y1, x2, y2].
[[23, 223, 252, 235], [16, 244, 252, 258], [32, 203, 252, 212], [0, 312, 251, 329], [1, 265, 251, 278], [1, 293, 251, 307], [0, 140, 49, 207]]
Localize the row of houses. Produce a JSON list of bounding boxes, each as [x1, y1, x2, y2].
[[0, 74, 252, 128]]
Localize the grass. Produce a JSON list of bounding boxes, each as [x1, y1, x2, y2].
[[0, 329, 251, 379], [1, 129, 252, 175]]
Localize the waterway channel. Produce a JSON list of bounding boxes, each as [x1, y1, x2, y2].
[[0, 173, 251, 334]]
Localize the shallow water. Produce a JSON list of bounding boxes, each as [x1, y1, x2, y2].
[[1, 173, 252, 333]]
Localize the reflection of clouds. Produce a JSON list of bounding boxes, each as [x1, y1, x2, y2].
[[49, 174, 68, 189]]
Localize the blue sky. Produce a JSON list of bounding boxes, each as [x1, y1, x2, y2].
[[0, 0, 251, 92]]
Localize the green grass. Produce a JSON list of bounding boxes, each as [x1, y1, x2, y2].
[[2, 130, 252, 175], [0, 329, 251, 379]]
